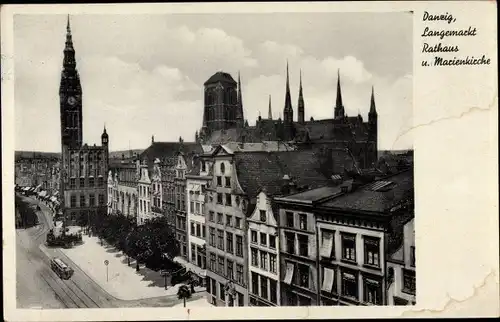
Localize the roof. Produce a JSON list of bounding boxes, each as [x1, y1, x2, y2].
[[234, 149, 356, 202], [319, 169, 414, 213], [204, 72, 237, 86], [276, 186, 344, 204], [223, 141, 296, 152], [140, 142, 203, 169]]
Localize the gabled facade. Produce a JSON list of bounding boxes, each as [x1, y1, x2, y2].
[[175, 153, 188, 258], [151, 158, 163, 217], [205, 145, 249, 307], [247, 191, 280, 306]]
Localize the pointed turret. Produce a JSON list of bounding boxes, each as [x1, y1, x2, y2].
[[268, 95, 273, 120], [283, 61, 293, 122], [369, 86, 377, 117], [236, 71, 244, 128], [101, 125, 109, 146], [298, 69, 305, 124], [334, 69, 345, 119]]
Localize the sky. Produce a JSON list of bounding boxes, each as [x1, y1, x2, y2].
[[14, 12, 413, 152]]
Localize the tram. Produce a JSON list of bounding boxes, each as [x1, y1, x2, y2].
[[50, 257, 74, 280]]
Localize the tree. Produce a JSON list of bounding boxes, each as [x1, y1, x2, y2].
[[177, 285, 191, 308]]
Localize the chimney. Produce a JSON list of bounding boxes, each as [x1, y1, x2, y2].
[[152, 135, 155, 144]]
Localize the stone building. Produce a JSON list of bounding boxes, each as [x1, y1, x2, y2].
[[137, 159, 152, 225], [58, 17, 108, 226], [107, 159, 138, 218]]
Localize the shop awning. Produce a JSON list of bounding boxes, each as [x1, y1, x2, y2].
[[38, 191, 47, 197], [321, 267, 335, 292], [34, 184, 42, 192], [319, 233, 334, 258], [173, 256, 206, 277], [284, 262, 295, 285]]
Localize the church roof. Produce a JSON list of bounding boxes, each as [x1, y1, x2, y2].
[[204, 72, 237, 86]]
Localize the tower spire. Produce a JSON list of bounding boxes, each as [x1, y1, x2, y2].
[[283, 61, 293, 120], [369, 85, 377, 115], [334, 69, 345, 119], [268, 95, 273, 120], [298, 69, 305, 123], [236, 71, 244, 127]]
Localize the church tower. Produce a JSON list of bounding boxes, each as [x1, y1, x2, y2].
[[283, 62, 294, 140], [59, 15, 83, 148], [297, 69, 305, 124], [203, 71, 238, 132], [236, 72, 245, 128], [334, 70, 345, 120]]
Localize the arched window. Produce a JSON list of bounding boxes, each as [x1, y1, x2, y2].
[[220, 162, 225, 175]]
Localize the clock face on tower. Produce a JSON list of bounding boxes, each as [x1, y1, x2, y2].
[[67, 96, 77, 106]]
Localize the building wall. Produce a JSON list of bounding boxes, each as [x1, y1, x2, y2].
[[175, 155, 188, 258], [205, 155, 248, 307], [387, 218, 416, 305], [279, 207, 318, 306], [186, 176, 208, 274], [137, 164, 151, 225], [247, 192, 281, 306], [316, 218, 386, 306], [161, 162, 177, 230], [61, 145, 108, 226]]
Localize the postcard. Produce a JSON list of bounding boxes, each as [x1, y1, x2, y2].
[[1, 1, 498, 321]]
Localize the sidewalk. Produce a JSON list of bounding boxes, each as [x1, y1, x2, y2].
[[171, 297, 214, 308], [59, 235, 201, 301]]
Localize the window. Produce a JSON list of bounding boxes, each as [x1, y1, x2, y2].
[[70, 178, 76, 189], [225, 193, 231, 206], [236, 264, 244, 284], [217, 176, 222, 186], [191, 244, 196, 262], [269, 235, 276, 249], [298, 234, 309, 257], [298, 264, 309, 288], [217, 212, 223, 224], [299, 214, 307, 230], [260, 276, 268, 300], [251, 272, 259, 295], [209, 227, 215, 246], [190, 201, 194, 213], [410, 246, 416, 267], [320, 229, 335, 258], [219, 282, 225, 301], [321, 267, 335, 293], [341, 271, 358, 299], [226, 215, 232, 227], [89, 177, 95, 187], [402, 269, 416, 295], [260, 252, 268, 270], [99, 194, 104, 205], [80, 177, 85, 187], [196, 223, 201, 237], [224, 176, 231, 187], [70, 195, 77, 207], [218, 256, 225, 276], [98, 177, 104, 187], [217, 230, 224, 250], [236, 235, 243, 257], [286, 212, 294, 227], [226, 232, 234, 254], [364, 237, 380, 267], [202, 224, 206, 238], [195, 202, 200, 214], [342, 234, 356, 262], [209, 211, 214, 222], [269, 254, 277, 273], [364, 278, 382, 305], [190, 222, 196, 236], [209, 253, 216, 271], [286, 232, 295, 254], [235, 217, 241, 228], [226, 260, 234, 280], [206, 277, 211, 295], [260, 232, 267, 246], [251, 248, 258, 267], [80, 195, 86, 207], [251, 230, 258, 244], [217, 193, 223, 204], [258, 210, 266, 222], [89, 194, 95, 207], [270, 279, 277, 304]]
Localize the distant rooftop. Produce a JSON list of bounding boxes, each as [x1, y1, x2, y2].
[[275, 185, 344, 204]]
